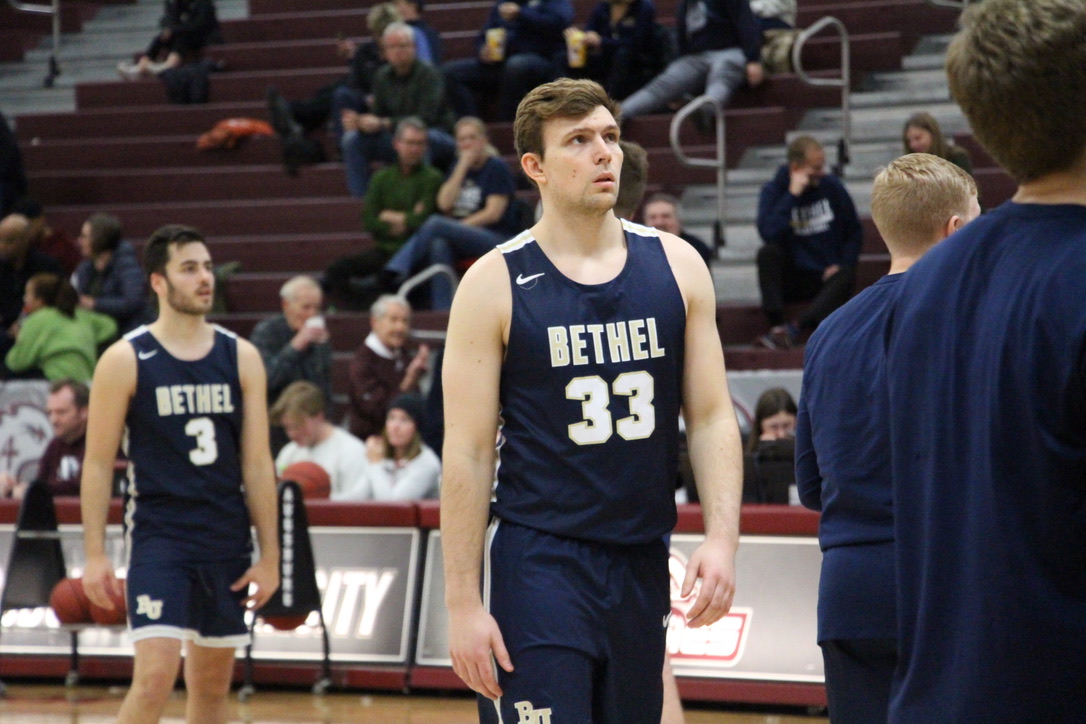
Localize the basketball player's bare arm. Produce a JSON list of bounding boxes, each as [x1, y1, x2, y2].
[[662, 233, 744, 628], [81, 340, 137, 610], [440, 250, 513, 700], [232, 338, 280, 610]]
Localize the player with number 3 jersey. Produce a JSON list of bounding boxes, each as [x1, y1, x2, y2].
[[81, 225, 279, 724]]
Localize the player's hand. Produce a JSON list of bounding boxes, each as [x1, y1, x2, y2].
[[680, 537, 736, 628], [290, 323, 327, 350], [83, 553, 122, 610], [448, 605, 513, 699], [231, 557, 280, 610]]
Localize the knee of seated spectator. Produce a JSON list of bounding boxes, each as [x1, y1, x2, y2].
[[505, 52, 549, 75]]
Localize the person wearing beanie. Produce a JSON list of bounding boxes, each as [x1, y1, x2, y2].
[[349, 391, 441, 501]]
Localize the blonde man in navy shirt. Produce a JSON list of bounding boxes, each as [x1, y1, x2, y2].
[[796, 154, 978, 723]]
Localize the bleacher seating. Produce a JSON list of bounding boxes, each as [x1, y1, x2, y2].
[[8, 0, 1018, 401]]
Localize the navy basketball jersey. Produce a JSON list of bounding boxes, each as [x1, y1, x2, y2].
[[494, 221, 686, 545], [124, 325, 251, 563]]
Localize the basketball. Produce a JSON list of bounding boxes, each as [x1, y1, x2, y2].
[[280, 461, 331, 499], [263, 613, 310, 631], [88, 578, 127, 625], [49, 577, 92, 624]]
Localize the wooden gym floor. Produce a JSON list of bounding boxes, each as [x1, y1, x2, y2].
[[0, 683, 829, 723]]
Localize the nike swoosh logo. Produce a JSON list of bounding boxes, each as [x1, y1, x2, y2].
[[516, 272, 545, 285], [138, 350, 158, 360]]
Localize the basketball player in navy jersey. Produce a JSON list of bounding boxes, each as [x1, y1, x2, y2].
[[81, 225, 279, 724], [441, 79, 744, 723]]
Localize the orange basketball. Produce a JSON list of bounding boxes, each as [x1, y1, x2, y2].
[[50, 577, 92, 624], [280, 461, 331, 499], [88, 578, 127, 625], [263, 613, 310, 631]]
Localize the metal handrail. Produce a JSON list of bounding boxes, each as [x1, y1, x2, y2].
[[397, 263, 459, 301], [791, 15, 851, 176], [668, 94, 727, 248], [6, 0, 62, 87], [924, 0, 969, 10]]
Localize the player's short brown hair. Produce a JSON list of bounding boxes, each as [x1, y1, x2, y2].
[[870, 153, 977, 255], [614, 140, 648, 219], [945, 0, 1086, 182], [142, 224, 206, 279], [270, 381, 326, 424], [513, 78, 620, 159]]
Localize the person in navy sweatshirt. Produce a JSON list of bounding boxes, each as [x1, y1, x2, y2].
[[796, 153, 978, 724], [755, 135, 862, 348]]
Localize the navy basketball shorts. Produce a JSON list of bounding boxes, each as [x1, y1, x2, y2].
[[126, 554, 252, 647], [479, 519, 670, 724]]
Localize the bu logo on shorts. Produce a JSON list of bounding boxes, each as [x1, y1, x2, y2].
[[135, 594, 164, 620], [514, 701, 552, 724]]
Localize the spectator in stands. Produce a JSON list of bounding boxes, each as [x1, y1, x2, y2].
[[751, 0, 797, 74], [271, 381, 371, 501], [266, 1, 401, 163], [250, 275, 333, 419], [11, 199, 80, 276], [5, 273, 116, 382], [443, 0, 573, 122], [394, 0, 443, 65], [619, 0, 763, 125], [347, 294, 429, 440], [755, 135, 862, 348], [742, 386, 796, 504], [0, 112, 27, 218], [72, 213, 148, 336], [643, 192, 713, 263], [340, 23, 456, 197], [561, 0, 671, 101], [0, 213, 62, 363], [0, 379, 123, 499], [902, 111, 973, 174], [325, 118, 444, 310], [381, 117, 520, 309], [348, 392, 440, 501], [117, 0, 221, 79]]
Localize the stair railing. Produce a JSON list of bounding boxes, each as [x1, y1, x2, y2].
[[667, 95, 727, 248], [6, 0, 61, 87], [791, 16, 851, 176]]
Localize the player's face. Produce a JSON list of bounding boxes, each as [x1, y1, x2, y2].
[[906, 126, 933, 154], [537, 106, 623, 213], [385, 408, 417, 451], [47, 387, 88, 443], [160, 242, 215, 316], [643, 201, 681, 235], [283, 285, 323, 331], [282, 414, 323, 448], [372, 302, 411, 349], [760, 411, 796, 440]]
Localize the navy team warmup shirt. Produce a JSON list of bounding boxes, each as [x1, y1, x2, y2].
[[493, 222, 686, 545], [124, 325, 251, 564], [886, 203, 1086, 723], [796, 273, 900, 643]]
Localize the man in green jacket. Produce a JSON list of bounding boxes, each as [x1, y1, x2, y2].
[[325, 117, 444, 310], [340, 21, 456, 196]]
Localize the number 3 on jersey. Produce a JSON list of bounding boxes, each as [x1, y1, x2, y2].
[[185, 416, 219, 465], [566, 371, 655, 445]]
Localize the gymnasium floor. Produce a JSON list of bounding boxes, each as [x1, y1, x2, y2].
[[0, 684, 829, 723]]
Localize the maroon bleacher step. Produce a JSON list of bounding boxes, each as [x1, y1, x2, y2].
[[130, 232, 372, 273], [46, 197, 364, 238], [16, 102, 267, 142], [22, 134, 285, 172], [29, 163, 348, 205]]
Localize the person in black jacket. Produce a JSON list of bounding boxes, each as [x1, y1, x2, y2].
[[117, 0, 221, 79], [0, 112, 27, 218], [619, 0, 763, 120], [755, 136, 862, 348], [72, 213, 148, 335]]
